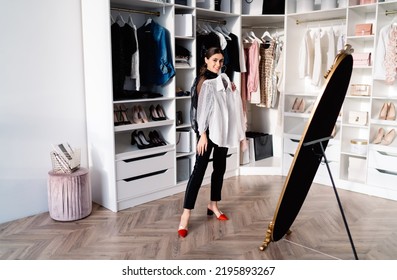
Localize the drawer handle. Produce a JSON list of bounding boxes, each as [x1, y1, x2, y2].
[[290, 139, 300, 143], [377, 151, 397, 158], [376, 168, 397, 176], [123, 169, 167, 182], [123, 152, 167, 163]]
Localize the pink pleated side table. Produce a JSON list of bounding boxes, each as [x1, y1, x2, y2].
[[47, 167, 92, 221]]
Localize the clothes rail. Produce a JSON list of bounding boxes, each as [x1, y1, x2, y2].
[[296, 16, 346, 25], [111, 7, 160, 17], [386, 10, 397, 16], [197, 17, 227, 25], [242, 26, 283, 29]]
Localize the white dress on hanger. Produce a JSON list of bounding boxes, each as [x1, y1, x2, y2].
[[373, 24, 391, 81], [326, 28, 336, 70], [311, 29, 325, 87], [298, 29, 314, 79]]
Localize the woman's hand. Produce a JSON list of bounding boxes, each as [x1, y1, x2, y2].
[[231, 82, 236, 91], [197, 132, 208, 156]]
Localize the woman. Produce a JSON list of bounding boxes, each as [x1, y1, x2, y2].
[[178, 47, 245, 238]]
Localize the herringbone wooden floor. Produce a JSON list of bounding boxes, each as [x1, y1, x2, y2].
[[1, 175, 396, 260]]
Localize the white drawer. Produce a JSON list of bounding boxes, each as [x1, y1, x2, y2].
[[282, 153, 294, 175], [284, 139, 340, 162], [316, 160, 339, 180], [368, 149, 397, 173], [323, 141, 340, 162], [367, 167, 397, 190], [117, 168, 174, 200], [116, 151, 175, 180], [283, 138, 300, 154]]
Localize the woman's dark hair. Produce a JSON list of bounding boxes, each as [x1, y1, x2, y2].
[[198, 47, 224, 77]]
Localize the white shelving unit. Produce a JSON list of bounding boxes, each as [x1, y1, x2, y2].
[[81, 0, 397, 213], [282, 0, 397, 200], [81, 0, 242, 212]]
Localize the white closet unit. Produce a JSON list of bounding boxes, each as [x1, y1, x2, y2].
[[81, 0, 241, 213], [282, 0, 397, 201], [81, 0, 397, 214], [239, 12, 285, 176]]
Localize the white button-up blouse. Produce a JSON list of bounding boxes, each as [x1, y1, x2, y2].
[[197, 73, 246, 148]]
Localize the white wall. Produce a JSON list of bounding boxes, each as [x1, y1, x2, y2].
[[0, 0, 87, 224]]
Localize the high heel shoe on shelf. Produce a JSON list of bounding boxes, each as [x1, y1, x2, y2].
[[379, 103, 388, 120], [131, 105, 143, 124], [379, 102, 396, 121], [372, 127, 385, 144], [207, 208, 229, 221], [387, 102, 396, 121], [119, 104, 132, 125], [156, 104, 167, 120], [138, 105, 149, 123], [130, 131, 154, 149], [113, 105, 123, 126], [149, 130, 166, 146], [291, 98, 305, 113], [178, 225, 188, 238], [381, 129, 396, 145], [150, 105, 161, 121]]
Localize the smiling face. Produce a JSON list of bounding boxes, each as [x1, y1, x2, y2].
[[205, 53, 224, 74]]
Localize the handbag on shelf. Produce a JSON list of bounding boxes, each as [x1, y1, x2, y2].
[[350, 84, 371, 96], [352, 52, 371, 66], [348, 111, 368, 126], [176, 111, 183, 126], [355, 23, 372, 36]]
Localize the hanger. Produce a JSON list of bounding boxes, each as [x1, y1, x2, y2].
[[144, 17, 152, 26], [110, 14, 115, 24], [243, 31, 255, 43], [127, 14, 135, 27], [249, 30, 262, 43], [205, 23, 216, 33], [202, 23, 212, 33], [215, 26, 231, 40], [261, 30, 273, 42], [115, 13, 125, 26], [221, 25, 230, 35], [196, 24, 204, 34]]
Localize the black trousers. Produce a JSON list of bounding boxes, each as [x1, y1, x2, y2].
[[183, 137, 228, 210]]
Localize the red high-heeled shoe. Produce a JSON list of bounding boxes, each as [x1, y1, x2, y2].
[[178, 226, 188, 238], [207, 209, 229, 220]]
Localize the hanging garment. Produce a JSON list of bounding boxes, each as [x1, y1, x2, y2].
[[111, 23, 138, 97], [197, 73, 246, 148], [298, 29, 314, 79], [373, 24, 391, 81], [244, 41, 260, 101], [224, 33, 241, 81], [259, 40, 277, 108], [326, 28, 336, 70], [384, 25, 397, 84], [130, 23, 140, 91], [311, 29, 325, 87], [137, 20, 175, 86]]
